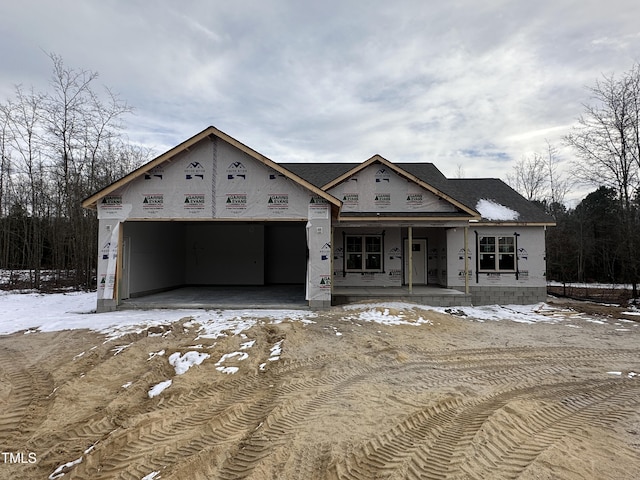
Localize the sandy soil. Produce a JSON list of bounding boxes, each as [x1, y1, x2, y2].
[[0, 299, 639, 480]]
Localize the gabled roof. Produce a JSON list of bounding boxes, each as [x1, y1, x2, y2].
[[82, 126, 341, 210], [284, 159, 555, 225], [286, 155, 479, 219]]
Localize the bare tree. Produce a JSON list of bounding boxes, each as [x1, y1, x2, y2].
[[0, 53, 149, 290], [506, 152, 548, 202], [565, 63, 640, 296]]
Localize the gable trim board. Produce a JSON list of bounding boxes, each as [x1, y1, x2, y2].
[[83, 126, 555, 311]]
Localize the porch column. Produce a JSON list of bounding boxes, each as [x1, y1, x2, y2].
[[408, 226, 413, 294], [464, 226, 469, 294]]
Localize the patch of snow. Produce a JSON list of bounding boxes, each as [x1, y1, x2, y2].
[[216, 351, 249, 364], [148, 379, 172, 398], [111, 343, 132, 356], [214, 351, 249, 374], [240, 340, 256, 349], [431, 303, 555, 324], [0, 291, 316, 341], [269, 340, 283, 359], [168, 351, 210, 375], [342, 302, 434, 326], [607, 371, 622, 375], [49, 456, 83, 479], [216, 366, 239, 374], [84, 442, 97, 454], [622, 311, 640, 316], [121, 381, 132, 389], [476, 199, 520, 221], [148, 350, 165, 360], [141, 472, 161, 480]]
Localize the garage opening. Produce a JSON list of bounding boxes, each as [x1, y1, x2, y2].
[[119, 221, 308, 308]]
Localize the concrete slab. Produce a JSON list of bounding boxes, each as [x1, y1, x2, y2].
[[332, 285, 473, 307], [119, 285, 308, 310]]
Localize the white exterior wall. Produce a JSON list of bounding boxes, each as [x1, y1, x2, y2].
[[447, 226, 547, 288], [446, 226, 548, 304]]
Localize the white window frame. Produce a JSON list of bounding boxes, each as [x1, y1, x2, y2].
[[345, 234, 383, 272], [478, 235, 516, 272]]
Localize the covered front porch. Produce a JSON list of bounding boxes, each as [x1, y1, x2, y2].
[[332, 285, 472, 307]]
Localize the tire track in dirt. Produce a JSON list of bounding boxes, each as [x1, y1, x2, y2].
[[334, 379, 640, 480], [457, 382, 640, 479], [62, 345, 639, 480], [68, 357, 374, 479], [0, 346, 53, 448]]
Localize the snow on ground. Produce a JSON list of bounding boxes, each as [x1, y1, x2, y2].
[[429, 303, 555, 324], [0, 291, 316, 339], [48, 456, 83, 480], [148, 379, 172, 398], [342, 302, 434, 326], [0, 292, 637, 341], [169, 351, 210, 375]]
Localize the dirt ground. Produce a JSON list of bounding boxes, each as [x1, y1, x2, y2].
[[1, 298, 639, 480]]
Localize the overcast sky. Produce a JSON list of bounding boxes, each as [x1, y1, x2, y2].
[[2, 1, 639, 202]]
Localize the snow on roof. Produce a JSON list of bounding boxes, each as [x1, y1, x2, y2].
[[476, 199, 520, 221]]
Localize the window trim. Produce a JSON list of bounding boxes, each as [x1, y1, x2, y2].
[[343, 233, 385, 273], [476, 234, 517, 273]]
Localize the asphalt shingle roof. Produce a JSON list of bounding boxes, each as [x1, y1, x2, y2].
[[281, 161, 554, 224]]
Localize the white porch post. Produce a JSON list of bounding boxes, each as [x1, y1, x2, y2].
[[408, 226, 413, 294], [464, 226, 469, 294]]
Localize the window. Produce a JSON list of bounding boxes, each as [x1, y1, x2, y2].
[[345, 235, 383, 272], [478, 235, 515, 271]]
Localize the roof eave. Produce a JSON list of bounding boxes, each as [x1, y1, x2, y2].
[[472, 221, 556, 227]]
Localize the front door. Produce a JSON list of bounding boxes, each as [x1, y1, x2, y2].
[[404, 239, 427, 285]]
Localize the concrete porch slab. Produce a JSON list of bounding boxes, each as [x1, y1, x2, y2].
[[332, 285, 472, 307]]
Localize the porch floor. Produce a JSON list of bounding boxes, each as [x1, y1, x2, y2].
[[332, 285, 473, 307]]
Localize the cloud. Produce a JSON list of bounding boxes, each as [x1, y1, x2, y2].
[[1, 0, 640, 201]]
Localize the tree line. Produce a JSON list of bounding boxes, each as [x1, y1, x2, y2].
[[0, 54, 150, 290], [508, 63, 640, 297], [1, 56, 638, 296]]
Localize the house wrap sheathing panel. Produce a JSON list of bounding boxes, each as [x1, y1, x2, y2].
[[327, 163, 458, 213], [95, 136, 332, 307]]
